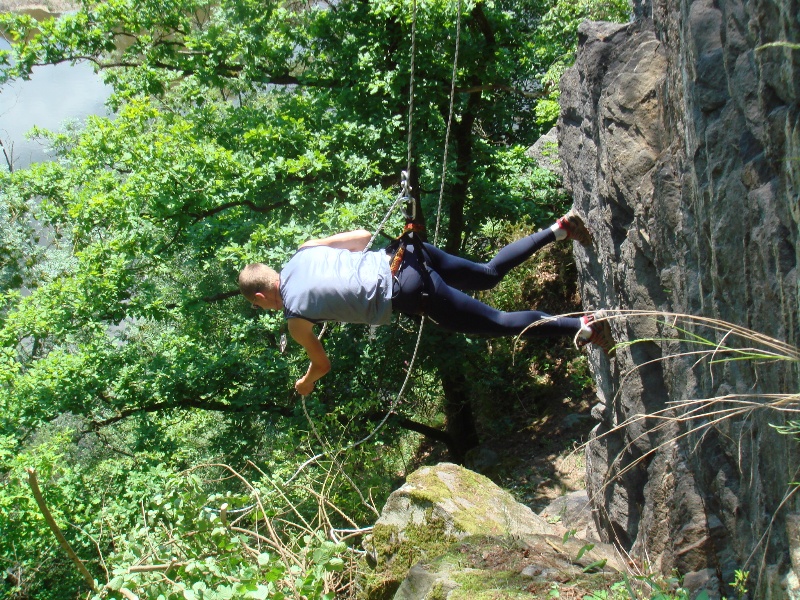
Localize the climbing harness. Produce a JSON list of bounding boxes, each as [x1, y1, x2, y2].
[[387, 172, 427, 277], [388, 222, 426, 277]]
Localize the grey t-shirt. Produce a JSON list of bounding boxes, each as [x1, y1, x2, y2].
[[280, 246, 393, 325]]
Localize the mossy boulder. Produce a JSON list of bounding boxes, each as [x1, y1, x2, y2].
[[395, 534, 622, 600], [363, 463, 573, 598]]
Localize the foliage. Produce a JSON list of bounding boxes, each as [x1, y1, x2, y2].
[[94, 466, 351, 600], [0, 0, 630, 597], [728, 569, 749, 599]]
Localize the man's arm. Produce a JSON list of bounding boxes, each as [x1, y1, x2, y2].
[[300, 229, 372, 252], [287, 318, 332, 395]]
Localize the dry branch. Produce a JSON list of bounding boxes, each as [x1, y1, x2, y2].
[[26, 468, 97, 591]]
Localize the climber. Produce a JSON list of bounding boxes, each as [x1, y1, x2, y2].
[[238, 210, 615, 395]]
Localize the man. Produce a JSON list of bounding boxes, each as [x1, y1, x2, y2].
[[239, 210, 614, 395]]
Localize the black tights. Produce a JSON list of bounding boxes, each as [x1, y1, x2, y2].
[[391, 229, 582, 338]]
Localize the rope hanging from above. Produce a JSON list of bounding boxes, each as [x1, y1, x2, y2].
[[289, 0, 465, 487], [364, 0, 420, 254], [433, 0, 463, 247], [340, 0, 465, 456]]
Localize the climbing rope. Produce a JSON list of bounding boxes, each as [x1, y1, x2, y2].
[[288, 0, 465, 486], [405, 0, 417, 179], [210, 0, 462, 519], [346, 0, 465, 453], [363, 171, 413, 252], [433, 0, 463, 246], [363, 0, 419, 253]]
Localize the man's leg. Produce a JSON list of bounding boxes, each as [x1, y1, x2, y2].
[[423, 268, 583, 338], [421, 211, 590, 291], [421, 229, 555, 291], [391, 236, 615, 353]]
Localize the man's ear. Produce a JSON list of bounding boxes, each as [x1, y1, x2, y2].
[[253, 292, 266, 301]]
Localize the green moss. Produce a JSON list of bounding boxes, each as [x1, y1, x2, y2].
[[407, 466, 495, 507], [449, 569, 536, 599], [364, 513, 458, 599], [371, 514, 452, 568], [404, 466, 517, 536], [426, 581, 448, 600], [361, 465, 591, 599]]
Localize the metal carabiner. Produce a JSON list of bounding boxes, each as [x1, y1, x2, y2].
[[400, 170, 416, 222]]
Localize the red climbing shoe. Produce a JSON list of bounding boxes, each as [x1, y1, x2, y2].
[[575, 310, 616, 357], [557, 209, 592, 247]]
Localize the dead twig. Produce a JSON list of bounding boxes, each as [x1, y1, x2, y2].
[[26, 468, 97, 592]]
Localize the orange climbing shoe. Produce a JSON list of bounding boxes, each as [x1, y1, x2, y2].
[[575, 310, 616, 357], [557, 209, 592, 246]]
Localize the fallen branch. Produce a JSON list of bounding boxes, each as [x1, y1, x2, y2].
[[127, 562, 186, 573], [26, 468, 97, 592]]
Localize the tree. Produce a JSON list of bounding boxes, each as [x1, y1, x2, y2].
[[0, 0, 598, 449], [0, 0, 629, 595]]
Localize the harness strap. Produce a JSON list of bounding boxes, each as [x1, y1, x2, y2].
[[388, 222, 431, 315], [389, 222, 427, 277], [389, 245, 405, 277]]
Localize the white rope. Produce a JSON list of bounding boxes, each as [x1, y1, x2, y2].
[[433, 0, 462, 246], [347, 317, 425, 451], [341, 0, 433, 453], [353, 0, 466, 451], [363, 185, 409, 252], [406, 0, 417, 178], [293, 0, 467, 480], [222, 2, 459, 510], [363, 0, 419, 252]]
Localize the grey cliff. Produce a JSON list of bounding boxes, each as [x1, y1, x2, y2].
[[558, 0, 799, 596]]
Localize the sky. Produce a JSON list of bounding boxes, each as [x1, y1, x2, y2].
[[0, 37, 111, 169]]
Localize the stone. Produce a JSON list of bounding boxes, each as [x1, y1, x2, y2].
[[391, 535, 623, 600], [539, 490, 600, 542], [682, 569, 720, 597], [363, 463, 622, 599], [526, 127, 561, 175], [364, 463, 551, 565], [463, 445, 499, 477], [557, 0, 800, 595]]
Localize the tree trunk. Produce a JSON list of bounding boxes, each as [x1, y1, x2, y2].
[[439, 366, 480, 463], [444, 92, 480, 254]]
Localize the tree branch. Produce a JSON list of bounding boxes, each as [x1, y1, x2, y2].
[[454, 83, 544, 99], [127, 562, 186, 573], [0, 137, 13, 172], [186, 198, 289, 222], [89, 399, 295, 430], [201, 290, 240, 303], [469, 3, 496, 47], [161, 289, 241, 311], [21, 54, 330, 88], [394, 416, 454, 447], [26, 468, 97, 592]]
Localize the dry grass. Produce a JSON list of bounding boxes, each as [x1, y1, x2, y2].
[[587, 310, 798, 476], [575, 310, 799, 588]]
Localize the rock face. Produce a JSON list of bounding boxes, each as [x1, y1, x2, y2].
[[557, 0, 799, 596]]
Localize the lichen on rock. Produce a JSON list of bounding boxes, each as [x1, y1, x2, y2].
[[362, 463, 622, 599]]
